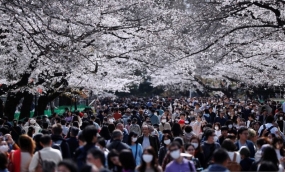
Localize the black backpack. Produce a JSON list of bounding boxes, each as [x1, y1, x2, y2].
[[52, 140, 63, 152]]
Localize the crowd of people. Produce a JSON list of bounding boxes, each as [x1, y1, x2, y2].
[[0, 96, 285, 172]]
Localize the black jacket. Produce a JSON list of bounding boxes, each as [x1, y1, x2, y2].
[[158, 146, 167, 165], [66, 136, 79, 158], [137, 135, 159, 153], [51, 134, 71, 159], [74, 143, 99, 170], [107, 140, 131, 152]]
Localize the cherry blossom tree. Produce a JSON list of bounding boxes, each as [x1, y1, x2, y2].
[[152, 0, 285, 95], [0, 0, 187, 119]]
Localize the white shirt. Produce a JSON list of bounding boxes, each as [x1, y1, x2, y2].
[[62, 126, 70, 136], [258, 123, 279, 136], [29, 147, 62, 172], [21, 152, 32, 172], [142, 136, 150, 150], [227, 151, 241, 163], [215, 130, 221, 137], [193, 121, 202, 136], [282, 102, 285, 113]]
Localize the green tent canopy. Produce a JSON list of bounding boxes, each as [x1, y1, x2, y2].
[[14, 105, 91, 120]]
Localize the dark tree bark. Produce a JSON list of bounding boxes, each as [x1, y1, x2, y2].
[[0, 99, 4, 118], [37, 95, 49, 116], [37, 92, 62, 116], [4, 92, 24, 121], [19, 92, 34, 119]]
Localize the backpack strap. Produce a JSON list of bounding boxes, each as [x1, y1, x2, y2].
[[188, 161, 194, 171], [267, 126, 275, 133], [134, 144, 138, 162], [38, 151, 42, 165], [259, 124, 266, 137]]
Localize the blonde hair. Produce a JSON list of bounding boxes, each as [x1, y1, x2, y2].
[[248, 128, 256, 139]]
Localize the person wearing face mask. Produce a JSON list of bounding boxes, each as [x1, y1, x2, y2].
[[201, 129, 221, 168], [149, 109, 159, 125], [184, 144, 202, 170], [203, 109, 211, 124], [193, 114, 203, 136], [158, 135, 173, 165], [129, 119, 141, 136], [276, 113, 285, 133], [225, 120, 237, 136], [214, 123, 221, 137], [165, 141, 196, 172], [0, 141, 9, 156], [172, 108, 180, 120], [208, 107, 216, 124], [127, 132, 143, 166], [214, 111, 227, 126], [136, 147, 163, 172], [189, 136, 205, 168]]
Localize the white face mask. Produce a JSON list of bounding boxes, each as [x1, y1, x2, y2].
[[215, 126, 219, 130], [191, 143, 198, 149], [132, 137, 137, 142], [161, 119, 166, 123], [164, 139, 171, 145], [170, 149, 180, 159], [280, 117, 283, 120], [238, 109, 241, 112], [109, 119, 114, 123], [0, 145, 9, 153], [228, 124, 233, 129], [154, 112, 157, 116], [142, 154, 153, 163]]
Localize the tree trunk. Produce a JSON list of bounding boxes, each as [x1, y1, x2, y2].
[[37, 92, 62, 116], [19, 92, 34, 119], [0, 99, 4, 118], [4, 92, 24, 121], [37, 95, 49, 116]]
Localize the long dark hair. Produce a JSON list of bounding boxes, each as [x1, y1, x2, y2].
[[119, 149, 136, 171], [127, 131, 138, 145], [260, 146, 279, 169], [99, 126, 111, 140], [272, 137, 285, 156], [171, 123, 183, 137], [137, 147, 159, 172], [189, 136, 203, 155], [107, 149, 120, 170], [160, 134, 173, 147]]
